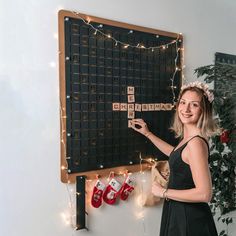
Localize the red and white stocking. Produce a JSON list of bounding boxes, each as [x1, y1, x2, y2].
[[120, 176, 135, 201], [103, 178, 122, 205], [91, 180, 106, 208]]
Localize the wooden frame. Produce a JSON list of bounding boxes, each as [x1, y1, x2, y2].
[[58, 10, 183, 183]]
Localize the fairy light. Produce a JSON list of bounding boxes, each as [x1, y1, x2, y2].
[[179, 46, 186, 84], [49, 61, 56, 67], [60, 12, 184, 229], [137, 149, 155, 236], [71, 11, 180, 52], [177, 33, 185, 85], [60, 212, 71, 226], [138, 152, 149, 236], [59, 184, 77, 228], [169, 34, 182, 105], [60, 95, 78, 228], [136, 195, 144, 207], [53, 33, 58, 39]]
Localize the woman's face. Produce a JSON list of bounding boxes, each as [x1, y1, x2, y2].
[[178, 90, 202, 126]]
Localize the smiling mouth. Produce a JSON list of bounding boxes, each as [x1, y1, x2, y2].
[[181, 113, 192, 118]]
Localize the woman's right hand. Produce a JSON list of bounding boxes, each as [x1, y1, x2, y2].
[[130, 119, 150, 136]]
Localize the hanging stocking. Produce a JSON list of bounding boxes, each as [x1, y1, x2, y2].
[[103, 178, 122, 205], [91, 179, 106, 208], [120, 175, 135, 201]]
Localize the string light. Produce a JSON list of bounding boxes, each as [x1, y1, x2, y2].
[[169, 36, 183, 105], [60, 212, 71, 226], [61, 14, 183, 170], [60, 12, 184, 228], [71, 11, 181, 52], [60, 96, 78, 228], [180, 47, 186, 84], [49, 61, 56, 67], [138, 152, 151, 236], [53, 33, 58, 39], [59, 184, 77, 228]]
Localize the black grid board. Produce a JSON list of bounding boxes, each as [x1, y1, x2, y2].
[[64, 17, 181, 173]]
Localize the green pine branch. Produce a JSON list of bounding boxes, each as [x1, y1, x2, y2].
[[195, 63, 236, 236]]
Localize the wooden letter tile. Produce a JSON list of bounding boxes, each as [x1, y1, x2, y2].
[[135, 103, 141, 112], [128, 95, 135, 103], [128, 111, 135, 119], [127, 86, 135, 95], [112, 103, 120, 111], [142, 104, 148, 111], [120, 103, 128, 111], [128, 104, 134, 111]]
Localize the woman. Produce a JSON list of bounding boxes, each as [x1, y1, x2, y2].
[[131, 81, 219, 236]]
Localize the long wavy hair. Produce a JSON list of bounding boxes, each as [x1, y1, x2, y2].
[[170, 87, 220, 139]]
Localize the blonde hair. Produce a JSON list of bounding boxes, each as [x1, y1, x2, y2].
[[170, 86, 220, 139]]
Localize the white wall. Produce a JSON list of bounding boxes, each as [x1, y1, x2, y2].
[[0, 0, 235, 236]]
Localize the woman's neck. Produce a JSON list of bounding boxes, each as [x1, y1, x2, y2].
[[183, 125, 201, 139]]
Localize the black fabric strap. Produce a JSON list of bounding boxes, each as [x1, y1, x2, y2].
[[186, 135, 209, 155]]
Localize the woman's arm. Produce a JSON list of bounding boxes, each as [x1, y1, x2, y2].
[[130, 119, 174, 156], [152, 137, 213, 203]]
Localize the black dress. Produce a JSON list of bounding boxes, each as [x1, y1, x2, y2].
[[159, 135, 218, 236]]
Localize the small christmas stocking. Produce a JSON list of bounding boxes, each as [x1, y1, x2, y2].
[[103, 178, 122, 205], [120, 176, 135, 201], [91, 180, 106, 208]]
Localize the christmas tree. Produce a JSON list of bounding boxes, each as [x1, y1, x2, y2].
[[195, 62, 236, 236]]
